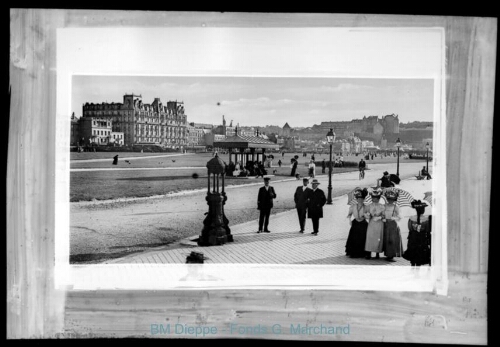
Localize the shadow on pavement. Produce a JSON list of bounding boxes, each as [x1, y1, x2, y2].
[[296, 255, 411, 266], [70, 250, 144, 264]]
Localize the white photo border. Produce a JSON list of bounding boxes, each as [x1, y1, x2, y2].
[[56, 26, 447, 293]]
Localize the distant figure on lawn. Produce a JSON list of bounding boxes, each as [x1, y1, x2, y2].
[[278, 159, 282, 167], [112, 155, 118, 165], [308, 160, 316, 178], [290, 159, 298, 177]]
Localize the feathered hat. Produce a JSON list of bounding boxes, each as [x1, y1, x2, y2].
[[384, 189, 399, 200], [370, 187, 383, 198], [354, 188, 368, 199]]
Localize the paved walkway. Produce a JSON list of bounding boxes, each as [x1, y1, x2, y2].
[[108, 176, 432, 266]]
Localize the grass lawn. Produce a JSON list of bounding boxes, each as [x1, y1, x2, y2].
[[70, 151, 183, 160], [71, 151, 424, 168], [70, 166, 364, 202], [70, 151, 426, 201]]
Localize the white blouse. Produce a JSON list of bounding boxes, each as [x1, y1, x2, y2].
[[347, 202, 367, 222]]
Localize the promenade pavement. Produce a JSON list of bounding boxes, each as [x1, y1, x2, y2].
[[108, 173, 433, 266]]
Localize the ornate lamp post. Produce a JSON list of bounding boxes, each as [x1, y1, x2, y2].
[[326, 128, 336, 205], [396, 138, 401, 176], [198, 153, 233, 246], [426, 142, 430, 173]]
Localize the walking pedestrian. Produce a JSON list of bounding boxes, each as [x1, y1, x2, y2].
[[290, 159, 298, 177], [278, 159, 282, 167], [294, 177, 312, 233], [257, 177, 277, 233], [364, 188, 384, 259], [321, 159, 326, 174], [307, 179, 327, 235], [308, 160, 316, 178], [112, 155, 118, 165], [358, 158, 366, 179], [403, 200, 431, 266], [345, 188, 369, 258], [382, 190, 403, 262]]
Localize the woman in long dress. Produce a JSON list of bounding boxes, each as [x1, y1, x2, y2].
[[382, 190, 403, 262], [345, 188, 369, 258], [403, 200, 431, 266], [364, 188, 384, 259], [308, 160, 315, 178]]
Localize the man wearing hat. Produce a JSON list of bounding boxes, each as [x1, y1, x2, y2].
[[294, 177, 312, 233], [257, 177, 277, 233], [307, 179, 327, 235], [378, 171, 395, 188]]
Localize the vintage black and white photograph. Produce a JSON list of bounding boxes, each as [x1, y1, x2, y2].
[[8, 10, 492, 342], [53, 24, 450, 292], [69, 75, 436, 268]]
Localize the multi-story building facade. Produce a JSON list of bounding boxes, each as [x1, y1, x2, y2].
[[79, 117, 113, 145], [110, 132, 125, 145], [70, 113, 80, 145], [186, 124, 199, 147], [81, 94, 188, 149]]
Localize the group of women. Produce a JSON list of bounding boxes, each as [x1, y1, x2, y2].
[[345, 187, 431, 266]]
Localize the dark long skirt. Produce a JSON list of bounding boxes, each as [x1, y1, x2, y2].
[[345, 219, 368, 258], [383, 220, 403, 258], [403, 230, 431, 265]]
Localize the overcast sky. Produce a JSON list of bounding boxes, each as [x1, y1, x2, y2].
[[72, 76, 434, 128]]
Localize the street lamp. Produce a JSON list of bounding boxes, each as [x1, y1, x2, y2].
[[395, 138, 401, 176], [426, 142, 430, 173], [326, 128, 336, 205]]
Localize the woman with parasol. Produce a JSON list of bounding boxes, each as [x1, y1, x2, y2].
[[382, 189, 404, 262], [345, 188, 369, 258], [403, 200, 431, 266], [364, 187, 385, 259]]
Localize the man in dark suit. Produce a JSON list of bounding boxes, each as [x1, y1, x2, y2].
[[307, 179, 327, 235], [294, 177, 311, 233], [378, 171, 395, 188], [257, 177, 277, 233]]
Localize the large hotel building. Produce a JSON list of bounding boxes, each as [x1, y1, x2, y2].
[[81, 94, 188, 148]]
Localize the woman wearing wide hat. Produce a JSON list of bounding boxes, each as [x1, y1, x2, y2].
[[403, 200, 431, 266], [382, 190, 404, 262], [364, 187, 385, 259], [345, 188, 369, 258]]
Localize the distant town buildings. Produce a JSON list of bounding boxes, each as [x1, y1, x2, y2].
[[212, 115, 236, 137], [70, 96, 432, 153]]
